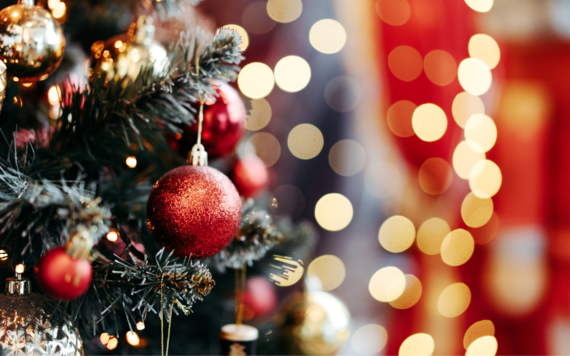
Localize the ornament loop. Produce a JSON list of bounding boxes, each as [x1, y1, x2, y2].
[[189, 143, 208, 166]]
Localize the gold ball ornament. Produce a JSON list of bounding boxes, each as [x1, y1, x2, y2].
[[275, 291, 351, 355], [0, 0, 65, 83], [89, 16, 167, 83]]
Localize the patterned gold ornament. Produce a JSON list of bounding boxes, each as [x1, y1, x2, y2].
[[275, 291, 351, 355], [89, 15, 167, 84], [0, 0, 66, 83]]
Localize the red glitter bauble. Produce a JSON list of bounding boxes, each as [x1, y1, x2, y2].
[[146, 165, 242, 259], [169, 83, 246, 157], [233, 155, 268, 198], [36, 247, 92, 301]]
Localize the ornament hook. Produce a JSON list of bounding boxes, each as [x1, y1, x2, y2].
[[188, 54, 208, 166]]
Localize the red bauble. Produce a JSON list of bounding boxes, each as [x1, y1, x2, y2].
[[243, 277, 277, 319], [233, 155, 269, 198], [146, 165, 242, 259], [36, 247, 92, 301], [170, 83, 246, 157]]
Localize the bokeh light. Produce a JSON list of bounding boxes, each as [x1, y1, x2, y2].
[[106, 229, 119, 242], [417, 218, 451, 255], [126, 331, 140, 346], [464, 320, 495, 349], [271, 185, 305, 218], [314, 193, 353, 231], [365, 161, 404, 199], [0, 250, 7, 261], [309, 19, 347, 54], [242, 2, 276, 34], [453, 141, 486, 180], [48, 85, 61, 105], [222, 24, 249, 51], [465, 114, 497, 153], [245, 98, 272, 131], [324, 76, 361, 112], [390, 274, 422, 309], [461, 192, 493, 228], [452, 92, 485, 128], [270, 256, 304, 287], [469, 160, 502, 199], [307, 255, 346, 291], [369, 266, 406, 302], [379, 215, 416, 253], [388, 46, 423, 82], [266, 0, 302, 23], [387, 100, 417, 137], [351, 324, 388, 355], [238, 62, 275, 99], [399, 333, 435, 356], [441, 229, 475, 266], [466, 336, 498, 356], [458, 58, 492, 96], [423, 50, 457, 86], [469, 34, 500, 69], [376, 0, 411, 26], [247, 132, 281, 167], [288, 124, 324, 159], [52, 2, 66, 19], [126, 156, 137, 168], [274, 56, 311, 93], [329, 140, 366, 176], [418, 157, 453, 195], [465, 0, 494, 13], [412, 104, 447, 142], [437, 283, 471, 317]]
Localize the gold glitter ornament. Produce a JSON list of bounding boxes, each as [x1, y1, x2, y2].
[[89, 15, 168, 83], [0, 0, 65, 83], [275, 291, 351, 355]]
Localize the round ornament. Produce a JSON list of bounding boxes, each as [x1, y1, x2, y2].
[[243, 276, 277, 319], [276, 291, 351, 355], [170, 83, 246, 158], [233, 155, 268, 198], [36, 247, 92, 301], [0, 0, 65, 83], [0, 277, 83, 355], [146, 165, 242, 259], [89, 16, 167, 83]]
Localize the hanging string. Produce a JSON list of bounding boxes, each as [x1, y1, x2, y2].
[[235, 263, 247, 326], [189, 54, 207, 166], [165, 302, 174, 356], [160, 274, 165, 356]]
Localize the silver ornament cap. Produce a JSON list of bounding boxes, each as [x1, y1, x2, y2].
[[5, 276, 31, 295]]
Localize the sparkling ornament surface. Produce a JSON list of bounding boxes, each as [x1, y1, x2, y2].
[[0, 293, 83, 355], [0, 2, 65, 83], [147, 165, 242, 259], [276, 291, 351, 355]]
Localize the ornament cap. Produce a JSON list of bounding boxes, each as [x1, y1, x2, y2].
[[220, 324, 259, 342], [189, 143, 208, 166], [65, 227, 93, 259], [5, 277, 31, 295], [18, 0, 35, 6]]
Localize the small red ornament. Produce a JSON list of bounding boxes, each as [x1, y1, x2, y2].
[[169, 83, 246, 157], [36, 247, 92, 301], [146, 165, 242, 259], [243, 277, 277, 319], [233, 155, 269, 198]]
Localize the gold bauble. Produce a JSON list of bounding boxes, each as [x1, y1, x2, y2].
[[0, 0, 65, 83], [275, 291, 351, 355], [89, 16, 167, 83]]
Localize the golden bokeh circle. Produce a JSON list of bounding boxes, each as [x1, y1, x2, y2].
[[469, 34, 500, 70], [399, 333, 435, 356], [387, 100, 417, 138], [453, 141, 486, 180], [465, 0, 494, 13], [417, 218, 451, 255], [388, 46, 423, 82], [274, 55, 311, 93], [379, 215, 416, 253], [418, 157, 453, 195], [389, 274, 423, 309], [369, 266, 406, 302], [461, 192, 493, 228], [465, 114, 497, 153], [452, 92, 485, 129], [424, 50, 457, 86], [351, 324, 388, 355], [309, 19, 347, 54], [375, 0, 411, 26], [222, 24, 249, 51], [314, 193, 353, 231], [245, 98, 272, 131], [437, 283, 471, 317], [412, 103, 448, 142], [329, 140, 366, 176], [238, 62, 275, 99], [307, 255, 346, 291], [288, 124, 324, 160], [464, 320, 495, 350], [469, 160, 502, 199], [440, 229, 475, 266], [266, 0, 303, 23], [458, 58, 492, 96], [466, 336, 498, 356], [247, 132, 281, 167]]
